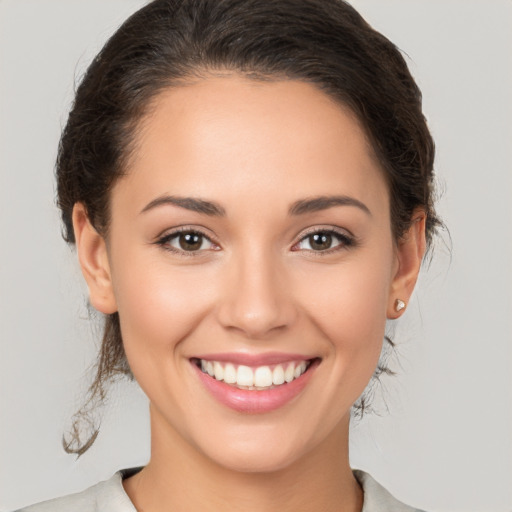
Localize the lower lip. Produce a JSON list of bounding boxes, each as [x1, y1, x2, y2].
[[192, 360, 318, 414]]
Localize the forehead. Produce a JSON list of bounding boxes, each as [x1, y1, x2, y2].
[[116, 75, 388, 218]]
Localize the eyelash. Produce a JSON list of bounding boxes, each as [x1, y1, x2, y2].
[[155, 227, 220, 257], [154, 226, 356, 257], [291, 227, 356, 255]]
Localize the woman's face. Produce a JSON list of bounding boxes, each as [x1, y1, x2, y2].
[[76, 75, 423, 472]]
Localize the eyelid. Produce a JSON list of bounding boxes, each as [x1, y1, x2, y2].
[[155, 223, 217, 240], [297, 225, 354, 239]]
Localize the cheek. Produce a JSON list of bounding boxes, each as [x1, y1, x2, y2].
[[296, 247, 394, 373], [110, 250, 216, 365], [304, 258, 390, 331]]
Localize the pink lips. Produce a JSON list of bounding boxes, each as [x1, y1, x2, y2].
[[191, 353, 319, 414]]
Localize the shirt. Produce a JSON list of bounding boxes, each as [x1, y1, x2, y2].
[[16, 468, 425, 511]]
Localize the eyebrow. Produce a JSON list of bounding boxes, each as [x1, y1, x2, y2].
[[140, 194, 371, 218], [140, 195, 226, 216], [289, 195, 372, 216]]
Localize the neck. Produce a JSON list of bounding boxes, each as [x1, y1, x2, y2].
[[124, 406, 363, 512]]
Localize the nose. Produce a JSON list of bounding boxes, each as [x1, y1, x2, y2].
[[216, 249, 297, 339]]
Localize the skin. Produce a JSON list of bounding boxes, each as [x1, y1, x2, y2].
[[73, 75, 426, 512]]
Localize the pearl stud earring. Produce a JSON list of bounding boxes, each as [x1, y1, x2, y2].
[[395, 299, 406, 312]]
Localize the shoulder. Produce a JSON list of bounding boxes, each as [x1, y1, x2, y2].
[[17, 467, 424, 512], [15, 469, 139, 512], [353, 469, 427, 512]]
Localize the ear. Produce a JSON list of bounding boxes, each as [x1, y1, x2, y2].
[[387, 210, 427, 319], [72, 203, 117, 314]]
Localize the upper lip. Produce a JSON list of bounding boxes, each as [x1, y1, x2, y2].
[[192, 352, 315, 366]]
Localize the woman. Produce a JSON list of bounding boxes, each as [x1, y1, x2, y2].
[[17, 0, 439, 510]]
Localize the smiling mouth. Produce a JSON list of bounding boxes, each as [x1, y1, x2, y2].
[[191, 358, 318, 390]]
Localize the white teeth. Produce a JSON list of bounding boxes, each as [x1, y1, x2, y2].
[[213, 361, 224, 381], [284, 363, 295, 383], [294, 361, 307, 379], [199, 359, 311, 389], [254, 366, 273, 388], [272, 365, 285, 385], [223, 363, 237, 384], [236, 365, 254, 387]]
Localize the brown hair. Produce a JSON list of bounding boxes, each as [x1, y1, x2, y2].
[[58, 0, 441, 455]]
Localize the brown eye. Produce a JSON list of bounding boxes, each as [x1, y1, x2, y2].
[[294, 229, 353, 252], [308, 233, 333, 251], [178, 232, 204, 251], [160, 230, 216, 253]]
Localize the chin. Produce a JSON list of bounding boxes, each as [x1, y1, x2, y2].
[[185, 420, 308, 474], [205, 442, 304, 474]]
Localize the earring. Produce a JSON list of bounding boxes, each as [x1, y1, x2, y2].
[[395, 299, 406, 312]]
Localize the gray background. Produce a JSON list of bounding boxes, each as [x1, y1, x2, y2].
[[1, 1, 511, 510]]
